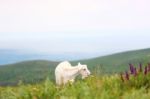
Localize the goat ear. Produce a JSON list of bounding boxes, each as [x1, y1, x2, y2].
[[78, 62, 81, 65]]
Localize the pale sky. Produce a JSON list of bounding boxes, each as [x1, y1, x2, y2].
[[0, 0, 150, 56]]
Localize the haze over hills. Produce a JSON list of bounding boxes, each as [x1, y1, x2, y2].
[[1, 48, 150, 86], [0, 49, 99, 65]]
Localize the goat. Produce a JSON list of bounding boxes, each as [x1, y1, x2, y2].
[[55, 61, 91, 85]]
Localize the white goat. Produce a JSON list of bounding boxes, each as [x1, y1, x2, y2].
[[55, 61, 91, 85]]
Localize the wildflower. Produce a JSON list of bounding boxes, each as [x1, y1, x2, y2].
[[144, 66, 148, 75], [125, 71, 129, 80], [129, 63, 134, 74]]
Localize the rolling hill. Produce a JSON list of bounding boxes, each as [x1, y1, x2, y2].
[[1, 48, 150, 86], [0, 60, 59, 86], [78, 48, 150, 73]]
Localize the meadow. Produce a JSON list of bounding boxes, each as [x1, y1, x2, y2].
[[1, 63, 150, 99], [1, 48, 150, 98], [1, 48, 150, 86]]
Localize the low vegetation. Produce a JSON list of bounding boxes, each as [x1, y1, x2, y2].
[[1, 48, 150, 98], [0, 63, 150, 99], [1, 48, 150, 85], [0, 60, 58, 86]]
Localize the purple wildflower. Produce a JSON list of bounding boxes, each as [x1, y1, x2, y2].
[[125, 71, 129, 80], [144, 66, 148, 75], [129, 63, 134, 74]]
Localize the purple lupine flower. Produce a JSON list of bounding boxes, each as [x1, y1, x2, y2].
[[129, 63, 134, 74], [139, 63, 142, 72], [144, 66, 148, 75], [125, 71, 129, 80]]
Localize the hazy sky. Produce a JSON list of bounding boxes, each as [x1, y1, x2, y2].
[[0, 0, 150, 56]]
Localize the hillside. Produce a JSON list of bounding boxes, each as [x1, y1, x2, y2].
[[1, 48, 150, 85], [76, 48, 150, 73], [0, 60, 59, 86]]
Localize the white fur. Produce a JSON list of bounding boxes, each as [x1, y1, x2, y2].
[[55, 61, 90, 85]]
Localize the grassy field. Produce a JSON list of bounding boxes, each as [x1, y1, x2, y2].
[[1, 68, 150, 99], [1, 48, 150, 85], [1, 49, 150, 98]]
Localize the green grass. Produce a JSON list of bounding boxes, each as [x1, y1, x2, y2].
[[1, 48, 150, 85], [1, 60, 150, 99], [0, 73, 150, 99]]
